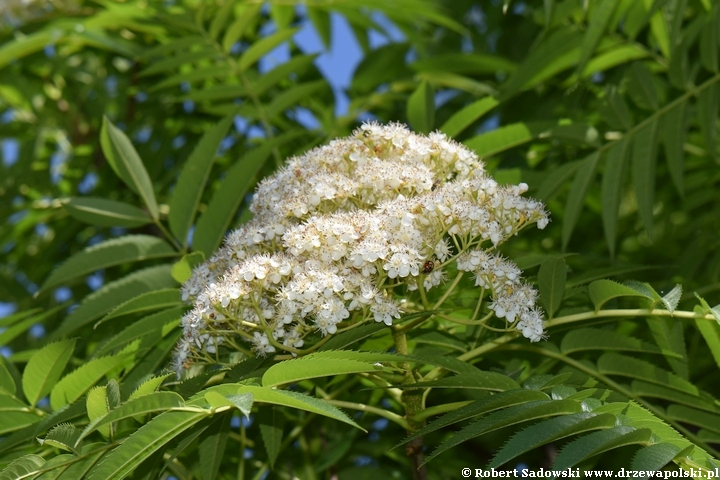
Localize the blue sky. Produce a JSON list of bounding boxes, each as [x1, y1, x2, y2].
[[261, 9, 405, 117]]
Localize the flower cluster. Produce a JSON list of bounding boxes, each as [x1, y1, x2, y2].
[[173, 122, 550, 374]]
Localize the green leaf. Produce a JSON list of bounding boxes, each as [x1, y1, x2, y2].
[[236, 385, 362, 429], [439, 97, 499, 138], [86, 410, 209, 480], [315, 432, 356, 473], [464, 122, 542, 158], [562, 151, 601, 249], [647, 315, 688, 379], [697, 83, 718, 161], [0, 305, 65, 348], [561, 328, 667, 355], [95, 307, 183, 357], [0, 394, 28, 413], [666, 405, 720, 434], [661, 284, 682, 313], [168, 115, 234, 246], [38, 423, 82, 454], [418, 71, 496, 97], [699, 6, 720, 73], [647, 0, 671, 59], [171, 252, 206, 284], [0, 400, 85, 455], [150, 66, 234, 93], [490, 413, 617, 468], [0, 309, 40, 328], [100, 117, 159, 220], [412, 331, 466, 352], [661, 100, 687, 196], [0, 30, 56, 69], [0, 407, 40, 436], [266, 80, 327, 118], [53, 444, 105, 479], [64, 197, 152, 228], [424, 399, 582, 464], [553, 426, 653, 470], [238, 28, 298, 71], [631, 380, 715, 411], [566, 264, 654, 288], [22, 339, 77, 408], [126, 375, 170, 403], [182, 85, 247, 102], [501, 27, 582, 97], [601, 137, 630, 258], [694, 305, 720, 370], [270, 4, 295, 29], [631, 443, 682, 473], [626, 62, 661, 110], [402, 390, 550, 445], [222, 4, 262, 52], [631, 117, 660, 235], [396, 372, 520, 392], [536, 160, 582, 201], [317, 323, 387, 351], [140, 36, 206, 60], [79, 392, 186, 445], [588, 279, 649, 310], [198, 412, 231, 480], [307, 7, 331, 49], [50, 352, 130, 411], [208, 0, 236, 40], [253, 54, 319, 96], [0, 362, 16, 396], [575, 44, 649, 81], [600, 85, 633, 130], [597, 353, 697, 394], [576, 0, 622, 76], [0, 454, 46, 480], [51, 265, 175, 339], [193, 132, 302, 257], [86, 386, 110, 439], [204, 392, 253, 417], [258, 406, 285, 468], [411, 53, 517, 76], [98, 289, 181, 324], [351, 44, 410, 93], [41, 235, 176, 292], [406, 80, 435, 134], [538, 257, 567, 318], [262, 358, 384, 388], [140, 48, 219, 77]]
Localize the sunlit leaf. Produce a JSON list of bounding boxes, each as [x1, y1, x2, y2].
[[100, 117, 159, 220], [22, 339, 77, 408], [42, 235, 176, 292]]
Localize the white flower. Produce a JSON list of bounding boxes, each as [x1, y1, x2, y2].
[[172, 122, 550, 373]]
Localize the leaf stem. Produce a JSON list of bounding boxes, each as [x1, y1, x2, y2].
[[392, 327, 429, 480], [325, 399, 409, 430], [410, 401, 473, 423]]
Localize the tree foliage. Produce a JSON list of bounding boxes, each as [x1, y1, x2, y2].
[[0, 0, 719, 479]]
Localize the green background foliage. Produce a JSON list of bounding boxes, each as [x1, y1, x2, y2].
[[1, 0, 719, 479]]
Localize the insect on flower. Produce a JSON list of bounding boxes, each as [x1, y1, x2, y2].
[[422, 260, 436, 274]]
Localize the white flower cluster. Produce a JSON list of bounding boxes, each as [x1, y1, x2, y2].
[[456, 251, 545, 341], [173, 122, 549, 374]]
